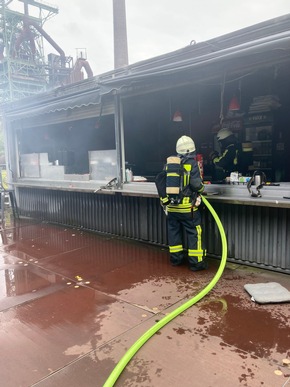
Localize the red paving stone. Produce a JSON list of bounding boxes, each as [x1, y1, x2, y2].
[[0, 218, 289, 386]]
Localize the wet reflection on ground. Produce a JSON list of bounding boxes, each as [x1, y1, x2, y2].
[[0, 216, 289, 386], [198, 294, 289, 357]]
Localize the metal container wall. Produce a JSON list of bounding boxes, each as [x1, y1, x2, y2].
[[18, 187, 168, 245], [17, 187, 290, 273], [202, 202, 290, 273]]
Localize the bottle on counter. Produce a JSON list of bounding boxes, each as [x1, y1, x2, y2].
[[126, 168, 133, 182]]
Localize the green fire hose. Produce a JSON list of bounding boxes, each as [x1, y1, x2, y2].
[[104, 195, 227, 386]]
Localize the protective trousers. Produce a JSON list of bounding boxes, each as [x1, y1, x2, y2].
[[167, 210, 207, 270]]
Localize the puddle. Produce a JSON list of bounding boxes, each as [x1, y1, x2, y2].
[[198, 294, 290, 357]]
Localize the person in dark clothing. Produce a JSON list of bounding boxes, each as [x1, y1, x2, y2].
[[158, 135, 207, 271], [211, 128, 241, 180]]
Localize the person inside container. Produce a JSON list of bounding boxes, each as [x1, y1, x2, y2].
[[155, 135, 207, 271], [210, 128, 241, 181]]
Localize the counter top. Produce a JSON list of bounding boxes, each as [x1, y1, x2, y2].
[[201, 182, 290, 208], [12, 179, 290, 208]]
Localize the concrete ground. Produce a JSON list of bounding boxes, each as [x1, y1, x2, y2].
[[0, 214, 289, 387]]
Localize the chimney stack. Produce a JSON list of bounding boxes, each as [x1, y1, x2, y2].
[[113, 0, 129, 69]]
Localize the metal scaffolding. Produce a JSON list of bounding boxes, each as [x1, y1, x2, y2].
[[0, 0, 73, 103]]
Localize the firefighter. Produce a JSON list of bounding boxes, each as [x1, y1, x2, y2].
[[210, 128, 241, 180], [159, 135, 207, 271]]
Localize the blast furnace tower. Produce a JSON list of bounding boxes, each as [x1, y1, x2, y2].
[[0, 0, 74, 103]]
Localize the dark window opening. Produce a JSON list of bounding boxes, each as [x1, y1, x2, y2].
[[18, 115, 115, 178], [122, 64, 290, 182]]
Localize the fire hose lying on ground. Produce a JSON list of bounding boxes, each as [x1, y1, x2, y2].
[[104, 194, 228, 386]]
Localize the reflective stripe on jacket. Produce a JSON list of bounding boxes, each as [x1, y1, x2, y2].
[[212, 144, 239, 174]]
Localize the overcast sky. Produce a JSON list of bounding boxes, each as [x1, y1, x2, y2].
[[12, 0, 290, 76]]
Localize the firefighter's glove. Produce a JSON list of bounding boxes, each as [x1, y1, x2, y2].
[[160, 197, 170, 207], [194, 195, 202, 207], [209, 151, 218, 162]]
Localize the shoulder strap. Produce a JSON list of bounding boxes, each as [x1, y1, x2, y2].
[[180, 161, 198, 202]]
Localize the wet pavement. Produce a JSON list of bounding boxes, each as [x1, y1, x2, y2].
[[0, 211, 290, 387]]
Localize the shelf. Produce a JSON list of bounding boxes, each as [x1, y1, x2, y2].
[[244, 111, 274, 125], [252, 140, 272, 143], [249, 166, 272, 171], [253, 154, 272, 157]]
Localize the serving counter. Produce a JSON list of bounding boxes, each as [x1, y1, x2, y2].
[[120, 181, 290, 207], [13, 178, 290, 206]]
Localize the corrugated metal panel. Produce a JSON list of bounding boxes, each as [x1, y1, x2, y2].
[[203, 202, 290, 272], [17, 187, 290, 273], [12, 100, 115, 129], [18, 188, 168, 245]]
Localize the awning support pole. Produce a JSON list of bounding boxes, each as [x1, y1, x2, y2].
[[114, 93, 125, 188]]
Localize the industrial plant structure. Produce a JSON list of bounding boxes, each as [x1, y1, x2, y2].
[[0, 0, 93, 103]]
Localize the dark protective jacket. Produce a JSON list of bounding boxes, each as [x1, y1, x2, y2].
[[159, 152, 204, 213], [212, 135, 240, 178]]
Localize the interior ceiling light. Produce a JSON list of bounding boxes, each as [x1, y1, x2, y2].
[[173, 110, 183, 122], [228, 95, 240, 111]]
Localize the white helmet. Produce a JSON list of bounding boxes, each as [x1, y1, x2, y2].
[[176, 135, 196, 155], [217, 128, 233, 141]]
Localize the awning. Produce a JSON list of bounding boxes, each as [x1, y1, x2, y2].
[[4, 89, 101, 120], [100, 31, 290, 86]]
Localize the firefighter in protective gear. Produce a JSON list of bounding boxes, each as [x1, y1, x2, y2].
[[159, 135, 207, 271], [210, 128, 241, 180]]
